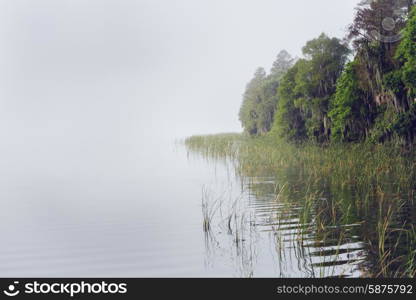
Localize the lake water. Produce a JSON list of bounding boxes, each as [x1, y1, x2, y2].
[[0, 136, 250, 277], [0, 136, 414, 277]]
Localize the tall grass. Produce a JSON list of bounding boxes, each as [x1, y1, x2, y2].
[[185, 133, 416, 277]]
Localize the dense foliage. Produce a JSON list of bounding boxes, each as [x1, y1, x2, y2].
[[239, 1, 416, 145], [273, 34, 350, 143], [239, 50, 293, 135]]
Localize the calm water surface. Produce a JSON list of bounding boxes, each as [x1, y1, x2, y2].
[[0, 137, 413, 277], [0, 136, 222, 276], [0, 136, 252, 276]]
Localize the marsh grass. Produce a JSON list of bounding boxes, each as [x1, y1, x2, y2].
[[200, 184, 260, 277], [186, 134, 416, 192], [186, 134, 416, 277]]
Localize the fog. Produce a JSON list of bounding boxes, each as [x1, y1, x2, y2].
[[0, 0, 368, 277], [0, 0, 360, 141]]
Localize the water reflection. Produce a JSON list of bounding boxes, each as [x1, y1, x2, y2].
[[188, 145, 416, 278]]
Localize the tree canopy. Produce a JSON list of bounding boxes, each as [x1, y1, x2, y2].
[[239, 51, 294, 135], [239, 1, 416, 145]]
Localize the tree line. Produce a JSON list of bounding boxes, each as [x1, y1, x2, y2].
[[239, 0, 416, 145]]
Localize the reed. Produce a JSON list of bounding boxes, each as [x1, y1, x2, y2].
[[186, 134, 416, 277]]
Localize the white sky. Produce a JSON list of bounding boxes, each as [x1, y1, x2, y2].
[[0, 0, 360, 140]]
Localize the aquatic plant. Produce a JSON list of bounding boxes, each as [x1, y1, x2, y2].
[[185, 133, 416, 277]]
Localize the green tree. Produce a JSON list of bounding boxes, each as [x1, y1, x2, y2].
[[240, 1, 416, 145], [329, 60, 374, 142], [396, 5, 416, 100], [239, 51, 293, 135], [239, 68, 266, 135], [273, 34, 350, 143], [271, 60, 307, 141], [270, 50, 294, 79]]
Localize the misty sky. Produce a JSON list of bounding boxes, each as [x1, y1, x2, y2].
[[0, 0, 361, 141]]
